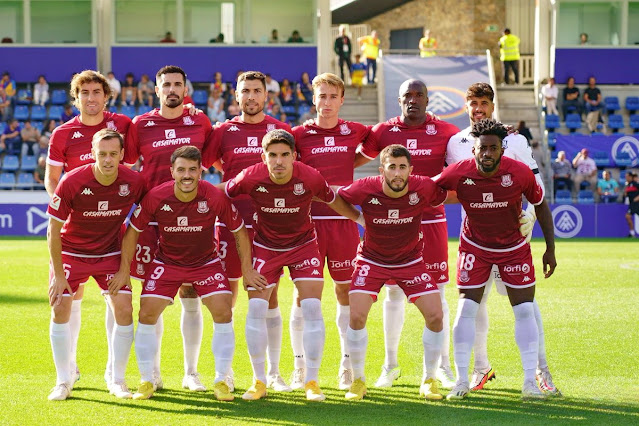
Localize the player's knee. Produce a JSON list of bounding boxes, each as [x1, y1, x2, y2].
[[335, 284, 350, 305], [113, 303, 133, 325], [138, 308, 160, 325], [51, 303, 71, 323], [349, 308, 368, 329], [424, 309, 443, 331], [179, 285, 198, 298]]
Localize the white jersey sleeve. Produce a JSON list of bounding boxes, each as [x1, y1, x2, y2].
[[503, 133, 545, 197], [445, 126, 473, 165]]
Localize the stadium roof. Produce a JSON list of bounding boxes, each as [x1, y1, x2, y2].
[[331, 0, 414, 24]]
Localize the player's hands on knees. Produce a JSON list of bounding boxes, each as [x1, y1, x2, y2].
[[107, 270, 130, 296], [542, 249, 556, 278], [49, 275, 72, 306], [519, 210, 536, 242], [242, 268, 268, 291]]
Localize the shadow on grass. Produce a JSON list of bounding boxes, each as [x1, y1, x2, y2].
[[0, 292, 47, 305]]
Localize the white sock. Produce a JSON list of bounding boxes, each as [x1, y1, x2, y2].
[[452, 298, 479, 386], [473, 293, 490, 371], [533, 299, 548, 369], [346, 326, 367, 381], [336, 304, 351, 370], [513, 302, 539, 382], [266, 307, 282, 376], [50, 321, 72, 385], [290, 303, 305, 369], [112, 323, 134, 383], [104, 298, 114, 378], [423, 327, 444, 381], [382, 286, 405, 369], [135, 323, 158, 383], [246, 298, 268, 383], [301, 298, 325, 383], [153, 314, 163, 378], [437, 284, 451, 369], [180, 297, 203, 375], [69, 299, 82, 373], [212, 322, 235, 383]]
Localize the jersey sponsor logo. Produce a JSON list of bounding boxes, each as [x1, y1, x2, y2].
[[503, 263, 529, 274], [183, 116, 195, 126], [463, 178, 475, 185], [611, 135, 639, 167], [483, 193, 493, 202], [177, 216, 188, 226], [306, 129, 317, 134], [339, 123, 351, 135], [458, 270, 470, 283], [133, 205, 142, 217], [330, 259, 352, 269], [354, 275, 366, 286], [407, 139, 417, 149], [49, 194, 61, 210], [470, 194, 508, 208], [266, 123, 276, 132], [293, 183, 305, 195], [501, 174, 513, 187], [98, 201, 109, 211], [425, 124, 437, 135], [197, 200, 209, 214], [144, 121, 156, 127], [405, 139, 432, 155], [72, 131, 84, 139], [256, 186, 269, 193], [106, 120, 117, 130], [193, 273, 225, 286], [368, 198, 381, 205], [83, 202, 122, 217], [165, 129, 176, 139], [408, 192, 419, 205], [324, 137, 335, 146], [79, 152, 94, 161], [389, 126, 401, 132], [552, 205, 583, 238], [405, 273, 431, 286], [388, 209, 399, 218], [425, 262, 445, 271], [247, 137, 258, 147], [163, 216, 204, 232], [274, 198, 285, 207], [372, 215, 413, 225], [119, 184, 130, 197], [228, 125, 239, 131], [291, 257, 321, 271], [81, 188, 94, 196], [145, 280, 156, 291], [160, 204, 173, 212]]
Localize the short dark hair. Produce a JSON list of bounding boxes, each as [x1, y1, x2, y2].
[[237, 71, 266, 90], [92, 128, 124, 150], [156, 65, 187, 84], [262, 129, 295, 152], [466, 83, 494, 102], [380, 144, 411, 166], [470, 118, 509, 142], [171, 145, 201, 166]]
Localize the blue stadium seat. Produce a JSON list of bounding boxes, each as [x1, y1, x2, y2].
[[614, 152, 633, 167], [619, 169, 628, 184], [565, 113, 582, 133], [203, 172, 221, 184], [604, 96, 620, 115], [109, 105, 118, 113], [31, 105, 46, 121], [625, 96, 639, 114], [555, 190, 572, 204], [0, 172, 16, 189], [16, 89, 32, 105], [51, 89, 67, 105], [577, 190, 595, 204], [48, 105, 64, 120], [20, 155, 37, 172], [629, 114, 639, 132], [0, 122, 5, 133], [13, 105, 29, 121], [590, 131, 605, 136], [137, 105, 152, 115], [2, 155, 20, 172], [545, 114, 560, 131], [298, 104, 311, 117], [550, 150, 559, 161], [31, 121, 44, 132], [593, 151, 609, 166], [607, 114, 624, 132], [546, 131, 557, 148], [191, 90, 208, 106], [16, 172, 35, 189], [121, 105, 136, 119]]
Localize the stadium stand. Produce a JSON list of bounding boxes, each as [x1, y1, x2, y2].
[[50, 89, 67, 105], [565, 113, 582, 133], [555, 189, 572, 204], [0, 172, 16, 189], [545, 114, 560, 131], [607, 114, 624, 132], [31, 105, 46, 121], [625, 96, 639, 115], [13, 105, 29, 121], [2, 155, 19, 172], [577, 189, 595, 204], [604, 96, 620, 115]]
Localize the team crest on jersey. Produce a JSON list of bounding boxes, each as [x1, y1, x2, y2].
[[197, 201, 209, 213], [106, 121, 117, 130], [266, 123, 276, 132], [324, 137, 335, 146], [247, 137, 258, 147], [388, 209, 399, 218], [119, 184, 130, 197], [145, 280, 156, 291], [49, 195, 61, 211], [406, 139, 417, 149], [183, 116, 195, 126], [501, 174, 513, 187], [425, 124, 437, 135], [165, 129, 176, 139], [408, 192, 420, 205], [339, 123, 351, 135], [293, 183, 305, 195], [458, 270, 470, 283], [136, 263, 145, 276]]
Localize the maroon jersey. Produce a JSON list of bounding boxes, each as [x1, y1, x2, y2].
[[47, 164, 145, 257], [47, 112, 132, 171], [435, 157, 544, 250], [202, 115, 292, 225], [124, 109, 213, 191], [358, 116, 458, 222], [131, 180, 243, 267], [292, 119, 369, 218], [339, 175, 446, 266], [225, 162, 335, 250]]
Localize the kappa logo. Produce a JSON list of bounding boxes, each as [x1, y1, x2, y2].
[[324, 137, 335, 146], [482, 193, 494, 202], [274, 198, 285, 207], [197, 201, 209, 214], [49, 195, 61, 211], [293, 183, 305, 195], [306, 129, 317, 134], [81, 188, 94, 196], [389, 126, 401, 132], [228, 125, 240, 132], [460, 137, 470, 144], [217, 283, 226, 289], [339, 123, 351, 135], [256, 186, 269, 193], [523, 276, 531, 282], [106, 121, 117, 130], [165, 129, 176, 139], [118, 184, 130, 197], [160, 204, 173, 212], [501, 174, 513, 187], [72, 131, 84, 139], [247, 136, 258, 147], [144, 121, 156, 127], [388, 209, 399, 219], [406, 139, 418, 149], [463, 178, 475, 185], [177, 216, 188, 226], [311, 270, 321, 276], [425, 124, 437, 135], [409, 192, 419, 205], [368, 198, 381, 205], [439, 274, 447, 280], [183, 116, 195, 126], [98, 201, 109, 211]]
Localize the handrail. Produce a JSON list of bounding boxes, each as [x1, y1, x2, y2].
[[486, 49, 500, 122]]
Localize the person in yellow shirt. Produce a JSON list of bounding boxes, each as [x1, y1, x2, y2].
[[419, 29, 437, 58], [358, 30, 380, 84], [499, 28, 520, 85]]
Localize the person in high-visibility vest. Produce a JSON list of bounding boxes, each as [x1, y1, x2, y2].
[[498, 28, 520, 85], [419, 29, 437, 58], [358, 30, 380, 84]]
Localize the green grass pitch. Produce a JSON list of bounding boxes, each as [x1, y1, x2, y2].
[[1, 237, 638, 424]]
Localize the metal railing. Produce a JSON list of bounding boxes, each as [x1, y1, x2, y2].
[[486, 49, 500, 122]]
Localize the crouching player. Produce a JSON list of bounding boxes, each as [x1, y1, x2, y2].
[[47, 129, 145, 400], [108, 145, 266, 401], [337, 144, 448, 401]]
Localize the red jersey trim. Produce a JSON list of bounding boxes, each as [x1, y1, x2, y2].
[[461, 233, 527, 253], [356, 255, 424, 269]]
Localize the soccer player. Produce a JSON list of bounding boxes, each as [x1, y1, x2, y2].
[[45, 70, 132, 387], [291, 72, 370, 390], [224, 129, 360, 401], [435, 119, 556, 401], [108, 145, 265, 401], [124, 65, 213, 392], [338, 144, 448, 401], [47, 129, 145, 401], [446, 82, 560, 395], [355, 79, 459, 388], [202, 71, 292, 392]]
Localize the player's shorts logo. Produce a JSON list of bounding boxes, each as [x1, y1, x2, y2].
[[340, 123, 351, 135], [501, 174, 513, 187], [293, 183, 305, 195], [406, 139, 417, 149], [214, 273, 225, 281], [165, 129, 176, 139], [197, 201, 209, 214], [247, 137, 258, 147], [136, 263, 145, 276], [522, 263, 530, 274], [324, 137, 335, 146], [552, 205, 583, 238], [409, 192, 420, 205], [440, 261, 447, 271], [425, 124, 437, 135], [388, 209, 399, 218], [98, 201, 109, 211], [183, 116, 195, 126], [611, 135, 639, 167], [119, 184, 130, 197], [145, 280, 156, 291], [274, 198, 285, 207], [267, 124, 276, 132], [310, 257, 320, 267], [458, 270, 470, 283], [177, 216, 189, 226], [354, 276, 366, 286], [482, 193, 493, 202]]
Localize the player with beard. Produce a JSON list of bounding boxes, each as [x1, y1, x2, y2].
[[202, 71, 292, 392], [123, 65, 214, 392]]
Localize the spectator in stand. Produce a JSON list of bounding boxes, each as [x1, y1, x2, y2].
[[269, 29, 279, 43], [33, 75, 50, 106], [60, 103, 77, 124], [210, 71, 227, 95], [121, 72, 137, 106], [584, 76, 603, 133], [266, 90, 282, 115], [299, 104, 316, 123], [562, 76, 581, 120], [287, 30, 304, 43], [20, 120, 41, 158], [297, 72, 313, 105], [185, 78, 195, 99], [572, 148, 598, 194], [579, 33, 589, 45], [265, 74, 280, 95], [39, 119, 57, 159], [358, 30, 381, 84], [160, 31, 176, 43], [0, 71, 16, 98], [34, 155, 46, 185], [210, 33, 224, 43], [0, 86, 11, 121], [419, 29, 437, 57], [597, 170, 619, 203], [541, 77, 558, 115], [351, 54, 366, 100], [517, 120, 534, 143], [279, 78, 295, 106], [334, 25, 352, 82], [623, 171, 639, 237], [552, 150, 573, 194], [498, 28, 520, 85], [137, 74, 155, 106], [227, 98, 240, 118], [267, 103, 283, 120], [207, 87, 226, 124], [1, 119, 21, 154], [106, 72, 121, 107]]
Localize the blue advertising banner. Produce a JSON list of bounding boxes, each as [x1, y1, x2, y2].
[[555, 134, 639, 168], [382, 55, 489, 130]]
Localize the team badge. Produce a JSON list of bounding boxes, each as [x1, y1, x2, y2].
[[501, 174, 513, 187], [266, 123, 276, 132], [136, 264, 145, 276], [354, 276, 366, 286], [339, 123, 351, 135], [145, 280, 156, 291], [118, 184, 130, 197], [293, 183, 305, 195], [106, 120, 117, 130], [408, 192, 419, 205], [183, 116, 195, 126], [197, 200, 209, 213], [459, 270, 470, 283], [425, 124, 437, 135]]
